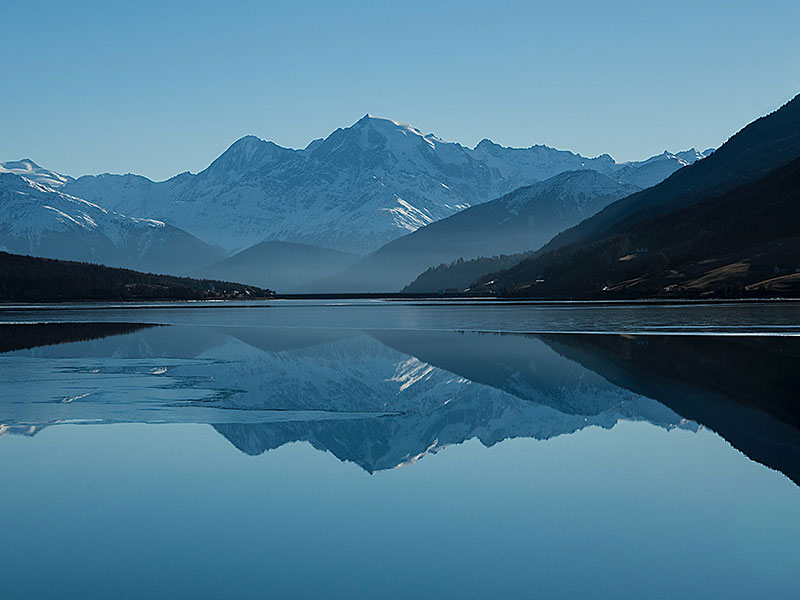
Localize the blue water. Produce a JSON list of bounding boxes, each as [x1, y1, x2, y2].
[[3, 298, 800, 333], [1, 301, 799, 599]]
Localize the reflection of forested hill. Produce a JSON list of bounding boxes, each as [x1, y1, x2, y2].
[[0, 322, 156, 354], [540, 334, 800, 485], [372, 330, 637, 415]]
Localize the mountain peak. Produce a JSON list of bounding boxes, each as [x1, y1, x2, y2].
[[475, 138, 500, 150], [356, 113, 396, 124], [227, 134, 268, 152], [206, 135, 294, 175], [0, 158, 72, 189], [354, 113, 382, 126], [3, 158, 42, 170], [225, 135, 294, 155], [351, 114, 427, 137]]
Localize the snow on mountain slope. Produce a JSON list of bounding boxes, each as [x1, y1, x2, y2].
[[61, 115, 708, 254], [0, 159, 73, 189], [64, 171, 190, 219], [613, 148, 713, 189], [469, 138, 618, 188], [0, 172, 224, 273]]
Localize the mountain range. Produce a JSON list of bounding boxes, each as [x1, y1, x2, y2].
[[59, 117, 706, 256], [0, 172, 224, 273], [3, 94, 797, 299], [2, 116, 710, 293]]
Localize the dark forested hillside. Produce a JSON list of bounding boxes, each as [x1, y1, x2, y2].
[[539, 94, 800, 255], [475, 156, 800, 298], [402, 253, 532, 293], [0, 251, 272, 302]]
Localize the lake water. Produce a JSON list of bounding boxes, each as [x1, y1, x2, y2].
[[2, 300, 799, 599]]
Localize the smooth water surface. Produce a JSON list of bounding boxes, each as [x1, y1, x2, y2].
[[3, 298, 800, 333], [1, 301, 799, 599]]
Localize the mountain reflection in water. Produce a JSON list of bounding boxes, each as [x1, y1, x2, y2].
[[1, 323, 798, 483]]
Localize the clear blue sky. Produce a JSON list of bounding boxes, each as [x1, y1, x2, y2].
[[2, 0, 798, 181]]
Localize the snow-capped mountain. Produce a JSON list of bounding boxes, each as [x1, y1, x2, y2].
[[61, 115, 710, 254], [0, 172, 224, 273], [468, 138, 617, 188], [0, 159, 73, 189], [305, 170, 641, 292]]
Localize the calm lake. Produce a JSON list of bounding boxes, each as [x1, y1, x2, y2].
[[2, 300, 799, 599]]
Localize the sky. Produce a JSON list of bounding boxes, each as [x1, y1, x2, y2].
[[2, 0, 799, 181]]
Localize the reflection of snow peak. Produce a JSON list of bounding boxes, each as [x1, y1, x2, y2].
[[388, 357, 437, 392], [63, 392, 91, 403], [0, 326, 696, 473]]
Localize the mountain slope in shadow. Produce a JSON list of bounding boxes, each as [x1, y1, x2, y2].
[[190, 240, 360, 292]]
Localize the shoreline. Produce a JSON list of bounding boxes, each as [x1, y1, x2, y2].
[[1, 295, 799, 310]]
